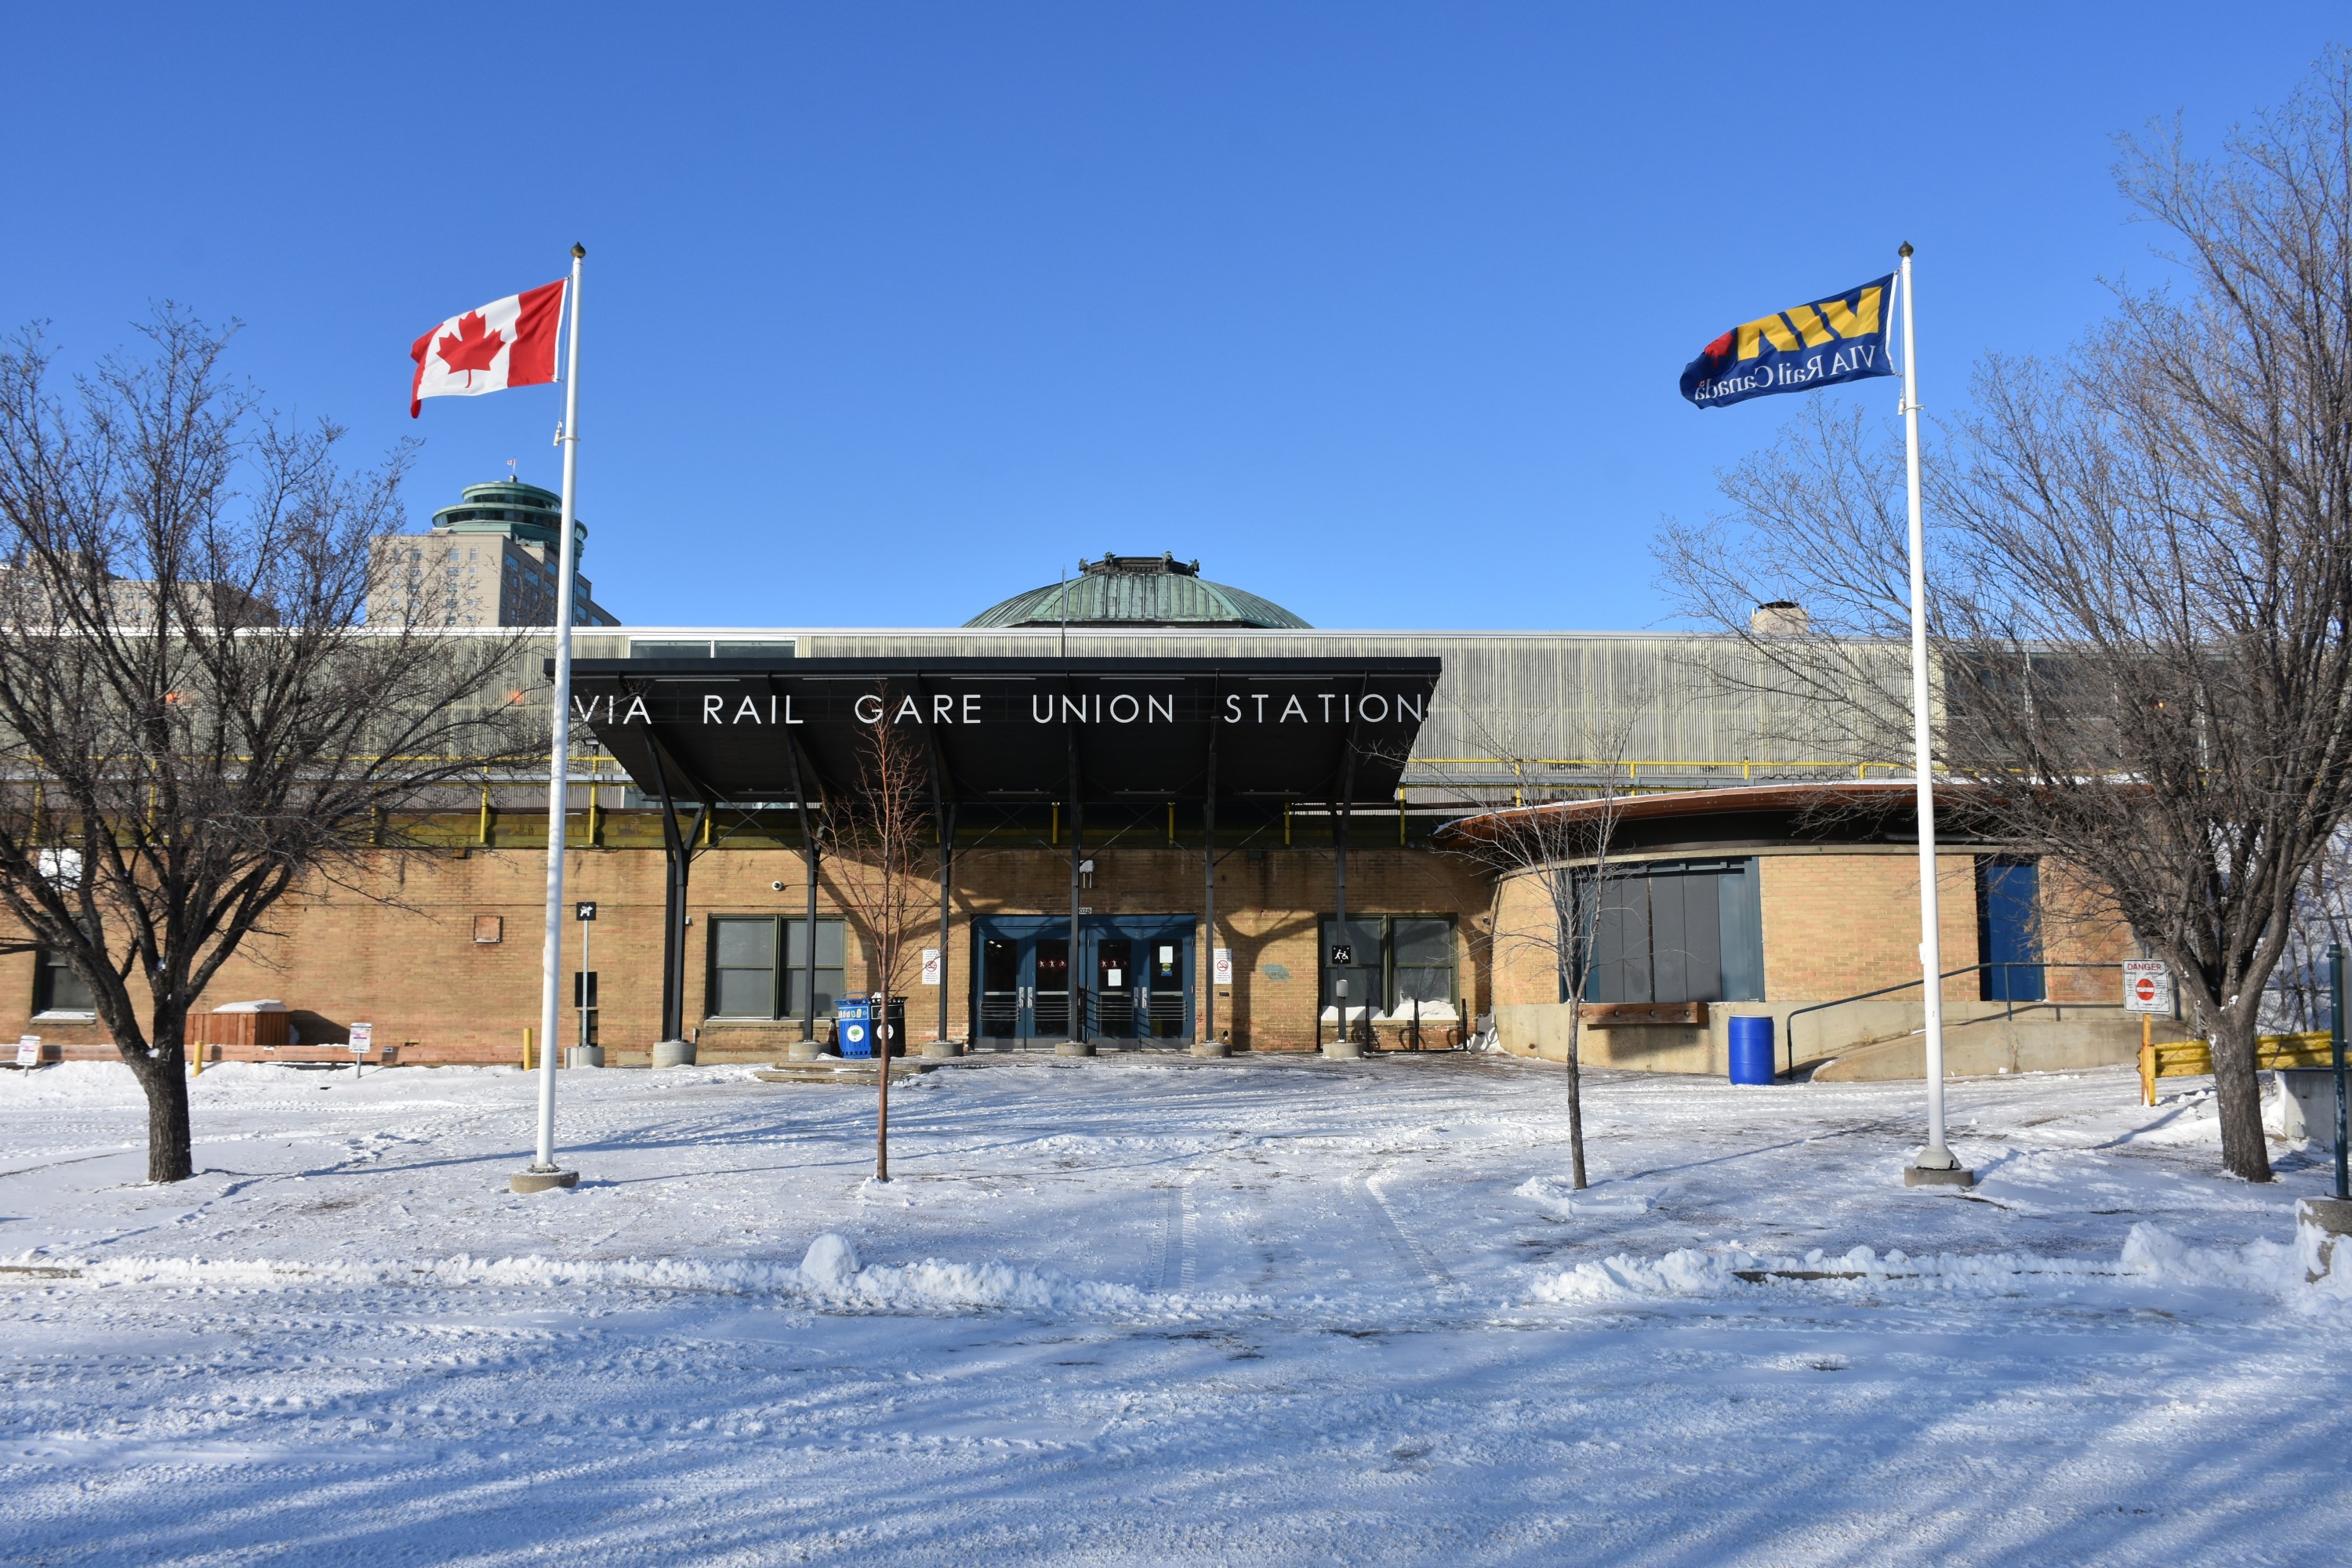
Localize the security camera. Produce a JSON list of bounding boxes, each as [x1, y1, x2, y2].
[[771, 880, 786, 891]]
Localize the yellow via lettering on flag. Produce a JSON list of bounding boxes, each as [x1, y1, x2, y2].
[[1737, 314, 1803, 358], [1819, 285, 1884, 343]]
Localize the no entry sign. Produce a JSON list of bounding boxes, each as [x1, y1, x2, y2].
[[2122, 960, 2172, 1014]]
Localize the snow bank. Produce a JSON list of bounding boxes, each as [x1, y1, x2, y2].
[[0, 1233, 1215, 1319], [1516, 1175, 1653, 1218], [1527, 1221, 2352, 1312]]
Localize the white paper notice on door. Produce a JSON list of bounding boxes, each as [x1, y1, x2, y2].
[[1214, 948, 1233, 985], [1107, 969, 1123, 988]]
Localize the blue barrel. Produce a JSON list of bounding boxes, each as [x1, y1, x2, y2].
[[836, 998, 873, 1058], [1727, 1014, 1776, 1084]]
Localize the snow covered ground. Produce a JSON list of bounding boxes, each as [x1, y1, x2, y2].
[[4, 1051, 2350, 1566]]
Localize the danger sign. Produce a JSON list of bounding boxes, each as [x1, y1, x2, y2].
[[2122, 960, 2172, 1015]]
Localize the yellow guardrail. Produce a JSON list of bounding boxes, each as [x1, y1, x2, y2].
[[2140, 1029, 2336, 1105]]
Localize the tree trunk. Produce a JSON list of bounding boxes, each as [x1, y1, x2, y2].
[[2208, 1011, 2274, 1183], [125, 1047, 193, 1184], [1566, 1016, 1588, 1191], [876, 1047, 891, 1183]]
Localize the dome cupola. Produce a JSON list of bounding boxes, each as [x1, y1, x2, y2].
[[965, 552, 1309, 630]]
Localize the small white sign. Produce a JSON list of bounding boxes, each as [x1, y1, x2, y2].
[[1106, 968, 1124, 989], [920, 948, 941, 985], [348, 1022, 374, 1058], [15, 1036, 38, 1068], [2122, 960, 2172, 1014], [1214, 948, 1233, 985]]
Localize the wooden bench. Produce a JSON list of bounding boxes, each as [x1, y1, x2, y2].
[[1581, 1002, 1710, 1028], [2140, 1029, 2335, 1105]]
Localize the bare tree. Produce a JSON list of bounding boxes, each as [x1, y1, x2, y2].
[[827, 699, 934, 1182], [1440, 713, 1639, 1190], [1657, 56, 2352, 1181], [0, 309, 531, 1181]]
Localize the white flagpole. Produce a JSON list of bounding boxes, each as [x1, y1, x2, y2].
[[516, 242, 588, 1192], [1896, 241, 1972, 1189]]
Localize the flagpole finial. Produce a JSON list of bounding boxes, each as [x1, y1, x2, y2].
[[572, 242, 586, 260], [1899, 241, 1914, 259]]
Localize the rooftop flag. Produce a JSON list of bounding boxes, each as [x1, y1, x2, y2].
[[408, 278, 567, 417], [1679, 274, 1896, 409]]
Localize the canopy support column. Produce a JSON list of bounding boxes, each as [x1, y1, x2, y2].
[[933, 768, 954, 1045], [786, 735, 818, 1044], [648, 746, 707, 1047], [1202, 748, 1218, 1049], [1065, 727, 1088, 1052]]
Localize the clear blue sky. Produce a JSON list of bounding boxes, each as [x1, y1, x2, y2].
[[5, 5, 2343, 631]]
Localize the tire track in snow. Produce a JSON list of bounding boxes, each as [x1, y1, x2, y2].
[[1366, 1172, 1458, 1308]]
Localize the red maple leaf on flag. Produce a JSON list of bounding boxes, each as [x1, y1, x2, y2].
[[434, 311, 508, 382]]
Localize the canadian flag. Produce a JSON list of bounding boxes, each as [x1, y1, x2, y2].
[[409, 279, 566, 417]]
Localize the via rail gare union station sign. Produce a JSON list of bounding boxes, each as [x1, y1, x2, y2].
[[564, 655, 1443, 809]]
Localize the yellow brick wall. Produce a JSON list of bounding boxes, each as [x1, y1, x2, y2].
[[1759, 850, 1981, 1003], [0, 825, 1491, 1058]]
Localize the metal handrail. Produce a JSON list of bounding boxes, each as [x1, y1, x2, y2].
[[1778, 960, 2129, 1076]]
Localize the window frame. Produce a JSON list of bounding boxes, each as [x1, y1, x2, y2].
[[1317, 914, 1459, 1017], [33, 948, 96, 1018], [702, 913, 846, 1022]]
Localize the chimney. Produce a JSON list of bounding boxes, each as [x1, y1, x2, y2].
[[1750, 600, 1809, 635]]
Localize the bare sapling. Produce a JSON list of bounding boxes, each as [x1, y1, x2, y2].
[[829, 695, 934, 1181]]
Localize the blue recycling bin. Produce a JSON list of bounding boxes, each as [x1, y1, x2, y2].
[[836, 998, 873, 1058], [1727, 1014, 1776, 1085]]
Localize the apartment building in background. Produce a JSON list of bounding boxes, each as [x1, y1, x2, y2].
[[368, 480, 622, 629]]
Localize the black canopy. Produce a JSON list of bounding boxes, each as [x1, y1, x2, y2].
[[564, 655, 1442, 810]]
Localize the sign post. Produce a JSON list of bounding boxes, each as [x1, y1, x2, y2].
[[2333, 944, 2347, 1203], [575, 901, 597, 1054], [349, 1022, 372, 1080], [2122, 958, 2171, 1074], [15, 1036, 38, 1070]]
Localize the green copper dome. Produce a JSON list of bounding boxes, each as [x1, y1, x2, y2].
[[966, 553, 1310, 630], [430, 481, 586, 557]]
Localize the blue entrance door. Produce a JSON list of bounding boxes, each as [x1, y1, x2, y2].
[[975, 917, 1069, 1046], [1978, 859, 2045, 1001], [1082, 915, 1193, 1045]]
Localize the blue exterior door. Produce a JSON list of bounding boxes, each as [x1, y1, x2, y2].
[[1977, 859, 2045, 1002], [973, 917, 1071, 1044], [1083, 916, 1194, 1044]]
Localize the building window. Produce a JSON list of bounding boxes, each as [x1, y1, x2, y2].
[[1577, 858, 1764, 1005], [706, 916, 845, 1019], [34, 949, 94, 1015], [1976, 858, 2045, 1001], [1318, 916, 1458, 1018]]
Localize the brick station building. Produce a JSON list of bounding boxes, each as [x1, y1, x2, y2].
[[5, 552, 2147, 1076]]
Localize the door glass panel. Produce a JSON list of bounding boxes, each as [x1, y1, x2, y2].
[[1034, 938, 1069, 1037], [1096, 939, 1135, 1038], [1146, 935, 1187, 1039], [979, 936, 1021, 1038]]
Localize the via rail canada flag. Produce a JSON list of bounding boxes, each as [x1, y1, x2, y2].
[[1679, 274, 1894, 409], [409, 279, 566, 417]]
